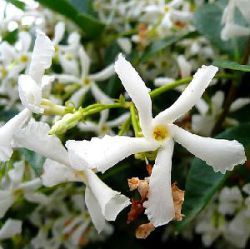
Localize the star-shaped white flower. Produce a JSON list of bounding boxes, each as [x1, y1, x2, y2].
[[0, 108, 31, 162], [14, 120, 130, 233], [66, 54, 246, 227], [0, 161, 48, 218], [18, 31, 55, 114], [0, 219, 22, 240], [54, 46, 114, 107], [192, 91, 250, 136]]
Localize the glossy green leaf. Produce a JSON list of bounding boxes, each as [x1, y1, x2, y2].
[[20, 149, 45, 175], [34, 0, 104, 38], [6, 0, 25, 10], [140, 31, 195, 61], [214, 60, 250, 72], [176, 123, 250, 231]]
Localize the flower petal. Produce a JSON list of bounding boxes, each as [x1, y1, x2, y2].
[[66, 135, 158, 173], [70, 86, 90, 108], [144, 140, 175, 227], [154, 65, 218, 124], [28, 31, 54, 84], [114, 54, 153, 138], [53, 22, 65, 45], [0, 191, 14, 218], [230, 98, 250, 112], [18, 75, 43, 114], [0, 109, 31, 162], [90, 83, 113, 104], [79, 47, 90, 78], [170, 124, 246, 173], [90, 64, 115, 81], [85, 168, 130, 221], [14, 120, 69, 165], [0, 219, 22, 240], [42, 159, 82, 187], [85, 187, 106, 233]]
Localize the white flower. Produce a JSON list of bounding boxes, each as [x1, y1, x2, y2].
[[14, 120, 130, 233], [52, 22, 81, 76], [192, 91, 250, 136], [224, 209, 250, 248], [0, 108, 31, 162], [78, 112, 130, 137], [54, 46, 115, 107], [0, 161, 48, 218], [195, 204, 226, 247], [218, 186, 243, 215], [18, 31, 55, 114], [66, 54, 246, 227], [221, 0, 250, 41], [0, 219, 22, 240]]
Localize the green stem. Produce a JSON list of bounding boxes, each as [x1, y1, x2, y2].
[[130, 103, 141, 137], [118, 116, 131, 136], [149, 77, 192, 98]]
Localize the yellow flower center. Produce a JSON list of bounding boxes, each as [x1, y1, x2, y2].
[[20, 54, 28, 63], [82, 77, 91, 85], [65, 53, 74, 61], [152, 125, 169, 141], [164, 5, 170, 12], [0, 67, 7, 78]]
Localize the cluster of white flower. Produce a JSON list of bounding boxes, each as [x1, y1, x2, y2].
[[195, 184, 250, 248], [0, 0, 249, 248]]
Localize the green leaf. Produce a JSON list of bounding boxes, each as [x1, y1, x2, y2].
[[34, 0, 104, 38], [176, 123, 250, 231], [6, 0, 25, 10], [213, 60, 250, 72], [193, 0, 247, 57], [20, 149, 45, 175], [140, 31, 195, 62]]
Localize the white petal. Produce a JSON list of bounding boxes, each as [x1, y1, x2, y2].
[[155, 65, 218, 123], [19, 32, 32, 52], [85, 168, 130, 221], [170, 125, 246, 173], [211, 91, 224, 112], [0, 109, 31, 162], [90, 64, 115, 81], [230, 98, 250, 112], [221, 23, 250, 41], [8, 162, 25, 186], [117, 38, 132, 54], [19, 178, 42, 191], [0, 219, 22, 240], [79, 47, 90, 78], [18, 75, 43, 114], [195, 98, 209, 115], [177, 55, 192, 78], [53, 22, 65, 45], [0, 42, 16, 64], [66, 135, 158, 173], [70, 221, 90, 245], [78, 121, 99, 132], [24, 192, 49, 205], [68, 32, 81, 48], [54, 74, 80, 84], [106, 113, 130, 127], [0, 191, 14, 218], [236, 0, 250, 23], [144, 141, 175, 227], [42, 159, 82, 187], [14, 120, 69, 165], [85, 187, 106, 233], [191, 114, 215, 136], [59, 53, 80, 76], [70, 86, 90, 108], [114, 54, 153, 138], [90, 83, 113, 104], [154, 77, 176, 87], [28, 31, 54, 84]]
